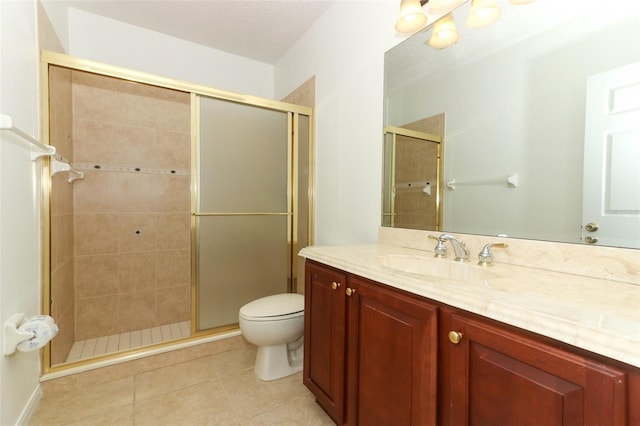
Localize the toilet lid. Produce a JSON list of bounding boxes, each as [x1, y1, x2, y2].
[[239, 293, 304, 318]]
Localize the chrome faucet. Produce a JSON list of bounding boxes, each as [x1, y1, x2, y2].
[[437, 234, 470, 262], [477, 243, 509, 267], [428, 235, 448, 258]]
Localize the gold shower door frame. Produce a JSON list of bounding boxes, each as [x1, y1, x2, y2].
[[40, 51, 314, 375], [382, 126, 443, 230], [191, 95, 302, 332]]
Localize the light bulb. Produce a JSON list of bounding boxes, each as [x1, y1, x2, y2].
[[395, 0, 428, 33], [465, 0, 501, 29], [427, 13, 459, 49]]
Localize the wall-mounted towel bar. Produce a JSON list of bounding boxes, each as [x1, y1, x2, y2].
[[446, 174, 518, 191], [51, 155, 84, 183], [0, 113, 56, 159], [1, 115, 84, 183]]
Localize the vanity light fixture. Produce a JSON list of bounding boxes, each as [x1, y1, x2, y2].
[[465, 0, 501, 29], [397, 0, 535, 49], [395, 0, 429, 33], [426, 13, 459, 49]]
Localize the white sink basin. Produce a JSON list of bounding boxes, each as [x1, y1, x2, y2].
[[376, 254, 498, 282]]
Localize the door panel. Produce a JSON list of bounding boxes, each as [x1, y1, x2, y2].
[[446, 312, 627, 425], [469, 342, 583, 425], [196, 96, 291, 330], [347, 276, 438, 426], [198, 96, 289, 213], [197, 215, 289, 329], [304, 262, 347, 425], [583, 61, 640, 248]]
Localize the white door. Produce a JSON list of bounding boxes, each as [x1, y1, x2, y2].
[[582, 61, 640, 248]]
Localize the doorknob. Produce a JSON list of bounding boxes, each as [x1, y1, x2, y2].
[[584, 222, 599, 232]]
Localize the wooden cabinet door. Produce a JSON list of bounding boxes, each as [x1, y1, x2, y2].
[[442, 311, 627, 426], [346, 275, 438, 426], [304, 261, 347, 424]]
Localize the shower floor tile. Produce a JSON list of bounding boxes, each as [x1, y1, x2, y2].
[[66, 321, 191, 363]]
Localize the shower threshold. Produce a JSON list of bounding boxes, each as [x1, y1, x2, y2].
[[66, 321, 191, 363]]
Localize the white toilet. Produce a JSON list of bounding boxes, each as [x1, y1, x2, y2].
[[239, 293, 305, 381]]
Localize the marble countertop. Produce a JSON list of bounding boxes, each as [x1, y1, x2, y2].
[[299, 244, 640, 368]]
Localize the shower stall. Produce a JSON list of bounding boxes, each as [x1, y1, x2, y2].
[[43, 52, 313, 370], [382, 114, 444, 231]]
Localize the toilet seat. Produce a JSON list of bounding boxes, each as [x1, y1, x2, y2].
[[239, 293, 304, 322]]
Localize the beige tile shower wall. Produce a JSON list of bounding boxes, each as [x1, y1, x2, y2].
[[49, 66, 75, 364], [394, 114, 444, 230], [394, 137, 438, 230], [71, 71, 191, 341], [281, 76, 315, 108]]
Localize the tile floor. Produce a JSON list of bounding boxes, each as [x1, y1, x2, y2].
[[30, 338, 335, 425], [66, 321, 191, 363]]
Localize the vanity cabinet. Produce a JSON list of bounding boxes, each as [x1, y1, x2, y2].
[[304, 260, 639, 425], [304, 261, 438, 426], [438, 309, 628, 425], [303, 261, 348, 423], [345, 274, 438, 426]]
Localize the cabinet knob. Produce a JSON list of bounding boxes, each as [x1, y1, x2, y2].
[[346, 288, 356, 296], [331, 281, 341, 290], [448, 331, 463, 344]]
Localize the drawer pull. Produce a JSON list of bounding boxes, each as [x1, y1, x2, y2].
[[331, 281, 341, 290], [448, 331, 463, 344], [346, 288, 356, 296]]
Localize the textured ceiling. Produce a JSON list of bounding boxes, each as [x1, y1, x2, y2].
[[64, 0, 335, 64]]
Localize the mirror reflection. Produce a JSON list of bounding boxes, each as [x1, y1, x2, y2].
[[383, 0, 640, 249]]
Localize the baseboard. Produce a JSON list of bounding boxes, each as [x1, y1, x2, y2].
[[15, 384, 42, 426]]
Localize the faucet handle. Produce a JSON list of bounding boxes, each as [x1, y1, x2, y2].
[[477, 243, 508, 267], [428, 234, 447, 258]]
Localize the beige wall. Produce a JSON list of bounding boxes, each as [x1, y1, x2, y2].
[[49, 66, 75, 364], [70, 70, 191, 341]]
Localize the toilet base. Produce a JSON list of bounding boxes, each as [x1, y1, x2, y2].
[[254, 338, 304, 381]]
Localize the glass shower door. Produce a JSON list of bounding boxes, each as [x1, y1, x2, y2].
[[196, 96, 291, 330]]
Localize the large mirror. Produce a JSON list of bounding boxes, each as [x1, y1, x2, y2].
[[383, 0, 640, 249]]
